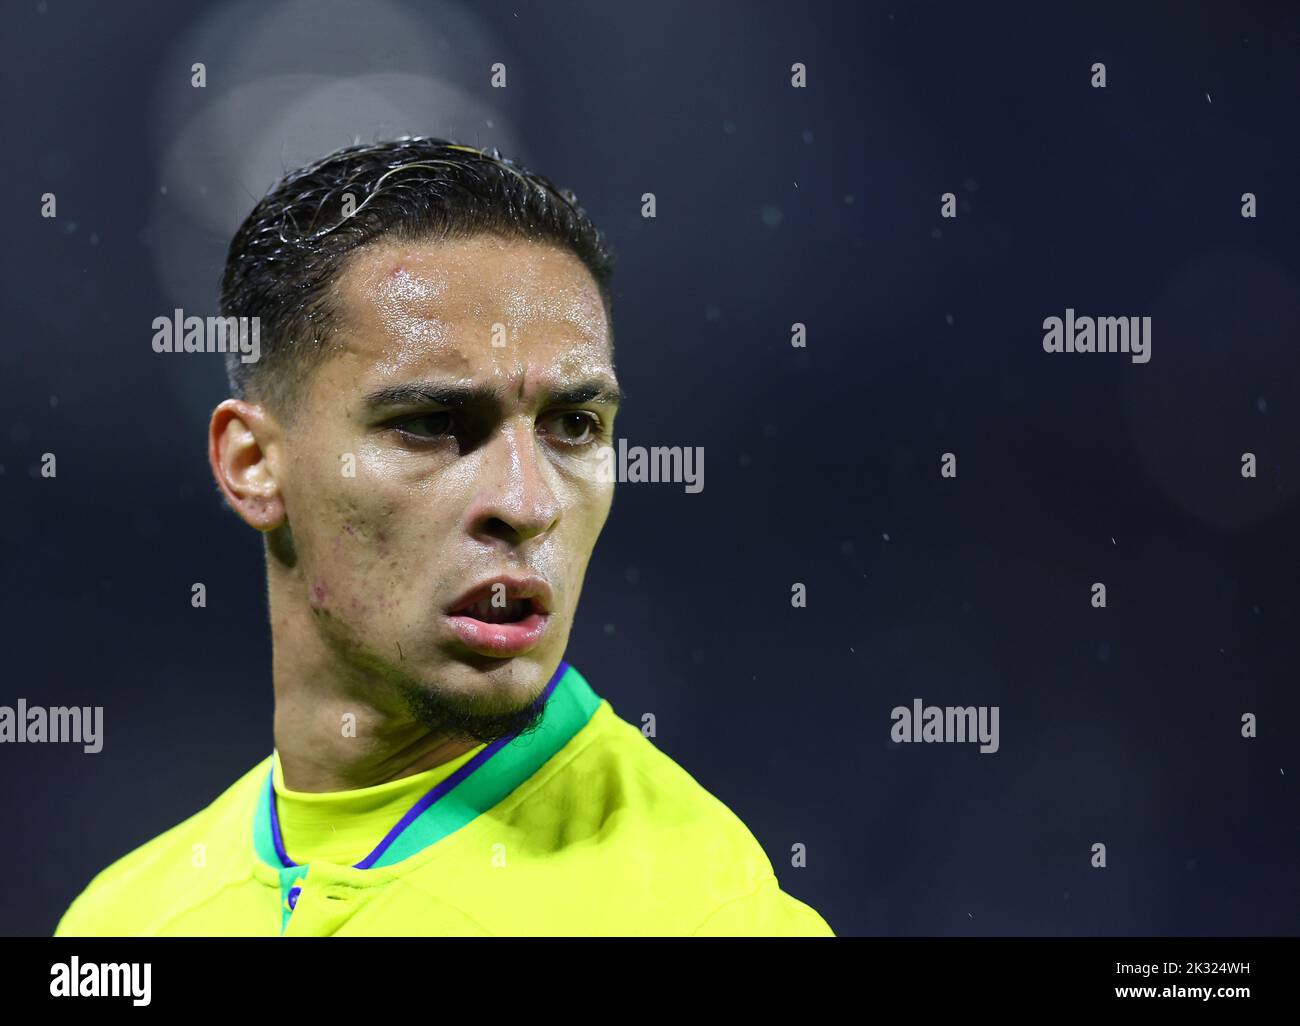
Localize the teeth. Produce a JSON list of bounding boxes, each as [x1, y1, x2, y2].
[[457, 596, 532, 623]]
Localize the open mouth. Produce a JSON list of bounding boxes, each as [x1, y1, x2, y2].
[[448, 595, 544, 624], [444, 576, 554, 657]]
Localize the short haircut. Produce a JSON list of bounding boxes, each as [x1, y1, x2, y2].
[[219, 137, 616, 414]]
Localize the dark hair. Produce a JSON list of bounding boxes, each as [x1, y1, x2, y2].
[[220, 136, 616, 413]]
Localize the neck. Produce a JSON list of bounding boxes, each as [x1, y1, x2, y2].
[[267, 567, 477, 794]]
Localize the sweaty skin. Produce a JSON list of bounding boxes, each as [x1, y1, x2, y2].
[[208, 235, 620, 792]]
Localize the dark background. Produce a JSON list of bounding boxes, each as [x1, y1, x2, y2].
[[2, 0, 1297, 936]]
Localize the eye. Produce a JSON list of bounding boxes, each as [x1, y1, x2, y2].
[[541, 410, 600, 446], [394, 411, 454, 439]]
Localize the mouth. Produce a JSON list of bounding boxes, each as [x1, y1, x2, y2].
[[444, 576, 554, 658]]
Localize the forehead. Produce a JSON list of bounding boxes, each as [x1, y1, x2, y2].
[[326, 234, 612, 388]]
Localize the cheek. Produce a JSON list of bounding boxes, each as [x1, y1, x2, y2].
[[283, 414, 448, 621], [579, 477, 616, 537], [295, 482, 404, 616], [302, 474, 471, 620], [556, 479, 614, 574]]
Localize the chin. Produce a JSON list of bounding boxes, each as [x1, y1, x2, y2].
[[432, 651, 553, 696]]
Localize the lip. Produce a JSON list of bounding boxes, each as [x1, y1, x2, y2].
[[445, 575, 555, 658]]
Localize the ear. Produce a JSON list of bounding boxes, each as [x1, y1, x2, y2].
[[208, 399, 286, 531]]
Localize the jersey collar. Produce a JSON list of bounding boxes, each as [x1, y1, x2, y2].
[[253, 660, 599, 872]]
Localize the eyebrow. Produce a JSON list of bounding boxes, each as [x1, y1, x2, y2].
[[361, 379, 625, 411]]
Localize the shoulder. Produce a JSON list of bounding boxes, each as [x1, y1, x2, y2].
[[566, 702, 776, 861], [518, 691, 834, 935], [54, 756, 271, 936]]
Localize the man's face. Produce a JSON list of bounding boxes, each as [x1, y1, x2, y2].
[[272, 234, 619, 720]]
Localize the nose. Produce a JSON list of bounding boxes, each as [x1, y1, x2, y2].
[[467, 418, 561, 546]]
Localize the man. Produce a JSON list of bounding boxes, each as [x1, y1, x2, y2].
[[55, 138, 834, 936]]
